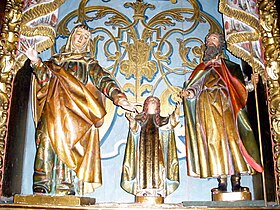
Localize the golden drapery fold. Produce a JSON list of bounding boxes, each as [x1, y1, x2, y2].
[[33, 61, 106, 190], [121, 114, 179, 197]]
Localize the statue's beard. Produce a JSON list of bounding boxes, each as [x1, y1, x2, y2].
[[203, 45, 222, 62]]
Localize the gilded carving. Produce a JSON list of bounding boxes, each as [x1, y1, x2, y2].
[[56, 0, 221, 116], [177, 37, 205, 69], [0, 0, 23, 192], [257, 0, 280, 202], [120, 39, 157, 100], [15, 0, 65, 71]]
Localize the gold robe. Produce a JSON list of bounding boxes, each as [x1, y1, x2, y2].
[[121, 113, 179, 197], [32, 55, 126, 194]]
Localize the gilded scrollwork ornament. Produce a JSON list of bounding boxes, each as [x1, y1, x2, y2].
[[56, 0, 222, 116], [0, 0, 23, 193], [15, 0, 65, 72], [257, 0, 280, 202]]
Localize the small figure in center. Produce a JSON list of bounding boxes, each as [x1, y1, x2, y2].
[[121, 96, 180, 203]]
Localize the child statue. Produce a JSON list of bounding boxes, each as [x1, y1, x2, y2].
[[121, 96, 180, 203]]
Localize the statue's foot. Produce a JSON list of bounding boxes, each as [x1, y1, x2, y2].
[[211, 188, 226, 193], [33, 186, 48, 194], [211, 185, 227, 193], [66, 189, 75, 195], [56, 188, 75, 196], [56, 183, 75, 195], [232, 186, 250, 192]]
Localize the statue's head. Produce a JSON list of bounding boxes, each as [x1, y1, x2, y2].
[[205, 32, 225, 49], [63, 24, 91, 53], [203, 32, 225, 62], [143, 96, 160, 115]]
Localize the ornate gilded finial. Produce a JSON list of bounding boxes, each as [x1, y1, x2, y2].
[[124, 1, 155, 20]]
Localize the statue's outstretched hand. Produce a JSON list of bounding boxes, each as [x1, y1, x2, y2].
[[125, 112, 135, 122], [125, 112, 138, 132], [24, 48, 40, 64], [19, 41, 40, 64], [118, 98, 141, 113]]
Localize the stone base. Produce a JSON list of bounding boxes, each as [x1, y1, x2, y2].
[[1, 197, 278, 209], [212, 191, 251, 201], [135, 195, 164, 204], [13, 194, 96, 206], [183, 200, 266, 208]]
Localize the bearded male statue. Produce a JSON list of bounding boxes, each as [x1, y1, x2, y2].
[[180, 32, 263, 196]]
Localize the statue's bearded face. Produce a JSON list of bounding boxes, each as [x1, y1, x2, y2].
[[203, 34, 223, 62], [206, 34, 220, 48], [71, 28, 91, 50]]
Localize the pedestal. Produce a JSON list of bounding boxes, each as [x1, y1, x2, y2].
[[13, 194, 96, 206], [135, 195, 164, 204], [183, 200, 266, 208], [212, 191, 251, 201]]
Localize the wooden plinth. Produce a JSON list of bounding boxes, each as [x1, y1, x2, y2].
[[135, 195, 164, 204], [0, 199, 277, 209], [212, 191, 251, 201], [13, 194, 96, 206]]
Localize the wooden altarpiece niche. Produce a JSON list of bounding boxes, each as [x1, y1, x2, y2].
[[0, 0, 279, 204]]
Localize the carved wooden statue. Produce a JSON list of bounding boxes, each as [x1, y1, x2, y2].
[[121, 96, 180, 203], [180, 32, 263, 200], [21, 24, 135, 195]]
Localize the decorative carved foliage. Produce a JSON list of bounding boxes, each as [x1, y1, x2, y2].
[[257, 0, 280, 202], [15, 0, 64, 72], [57, 0, 221, 112], [0, 0, 23, 194]]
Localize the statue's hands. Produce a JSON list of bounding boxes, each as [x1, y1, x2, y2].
[[245, 73, 259, 92], [19, 41, 40, 64], [125, 112, 136, 122], [174, 101, 181, 116], [24, 48, 40, 64], [125, 112, 138, 132], [118, 98, 140, 112], [251, 73, 259, 87], [179, 89, 195, 99]]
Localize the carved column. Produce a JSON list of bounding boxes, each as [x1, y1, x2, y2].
[[0, 0, 23, 195], [257, 0, 280, 203]]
